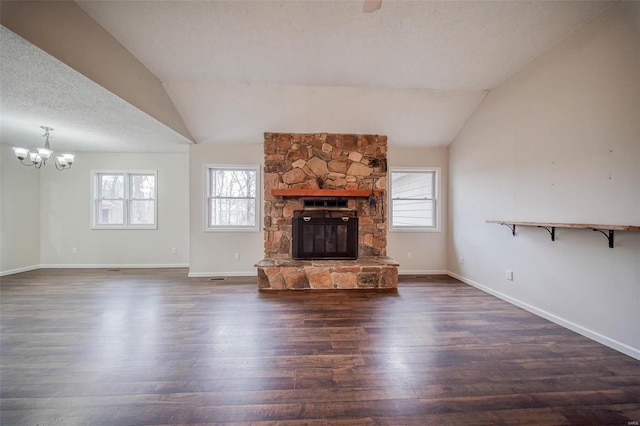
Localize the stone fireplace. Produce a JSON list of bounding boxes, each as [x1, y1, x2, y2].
[[256, 133, 398, 290]]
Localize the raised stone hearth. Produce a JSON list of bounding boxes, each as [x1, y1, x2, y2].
[[257, 132, 398, 290], [256, 257, 399, 290]]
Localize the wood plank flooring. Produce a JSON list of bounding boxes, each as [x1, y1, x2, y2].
[[1, 269, 639, 425]]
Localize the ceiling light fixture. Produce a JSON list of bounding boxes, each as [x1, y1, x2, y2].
[[12, 126, 75, 170], [363, 0, 382, 13]]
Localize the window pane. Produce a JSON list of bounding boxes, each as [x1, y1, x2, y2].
[[99, 174, 124, 199], [130, 200, 155, 225], [212, 169, 256, 198], [98, 200, 124, 225], [392, 199, 434, 227], [210, 198, 256, 226], [131, 175, 155, 199], [391, 172, 433, 199]]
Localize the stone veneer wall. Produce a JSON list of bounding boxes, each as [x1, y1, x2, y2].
[[263, 133, 388, 259]]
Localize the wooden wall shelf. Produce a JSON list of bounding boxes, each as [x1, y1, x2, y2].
[[272, 189, 383, 198], [487, 220, 640, 248]]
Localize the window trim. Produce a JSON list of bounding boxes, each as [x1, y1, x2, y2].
[[90, 170, 158, 230], [389, 166, 441, 233], [204, 164, 261, 233]]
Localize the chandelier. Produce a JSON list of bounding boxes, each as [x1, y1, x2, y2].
[[12, 126, 75, 170]]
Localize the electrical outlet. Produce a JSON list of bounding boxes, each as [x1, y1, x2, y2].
[[506, 270, 513, 281], [72, 247, 78, 254], [171, 247, 177, 254], [234, 252, 240, 261], [459, 257, 464, 265], [407, 252, 412, 259]]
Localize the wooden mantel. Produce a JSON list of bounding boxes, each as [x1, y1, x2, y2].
[[487, 220, 640, 248], [272, 189, 383, 198]]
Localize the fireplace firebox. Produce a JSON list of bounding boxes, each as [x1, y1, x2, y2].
[[292, 210, 358, 260]]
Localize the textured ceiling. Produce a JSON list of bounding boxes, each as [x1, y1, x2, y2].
[[1, 1, 615, 152], [0, 27, 192, 153], [78, 0, 612, 90], [75, 0, 613, 147]]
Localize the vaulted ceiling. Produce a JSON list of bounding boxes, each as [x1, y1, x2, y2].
[[1, 0, 614, 152]]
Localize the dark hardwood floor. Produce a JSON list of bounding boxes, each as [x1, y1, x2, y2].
[[1, 269, 639, 425]]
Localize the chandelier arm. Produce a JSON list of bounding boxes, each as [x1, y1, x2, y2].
[[19, 158, 34, 167]]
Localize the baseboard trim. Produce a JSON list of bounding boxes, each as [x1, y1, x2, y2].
[[0, 264, 40, 277], [188, 271, 257, 278], [447, 271, 640, 361], [38, 263, 189, 269], [399, 269, 449, 275]]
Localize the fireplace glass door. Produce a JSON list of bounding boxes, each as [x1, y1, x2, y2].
[[293, 215, 358, 260]]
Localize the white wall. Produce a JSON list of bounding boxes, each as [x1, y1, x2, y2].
[[387, 146, 448, 273], [448, 2, 640, 359], [39, 152, 189, 267], [0, 144, 41, 275], [189, 143, 264, 276]]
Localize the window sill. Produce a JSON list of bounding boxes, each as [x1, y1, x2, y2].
[[389, 227, 441, 233], [206, 227, 260, 233], [91, 226, 157, 230]]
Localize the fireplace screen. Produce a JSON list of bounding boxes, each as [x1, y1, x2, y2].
[[292, 211, 358, 260]]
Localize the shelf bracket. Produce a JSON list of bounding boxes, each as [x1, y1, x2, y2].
[[592, 229, 614, 248], [537, 226, 556, 241], [500, 223, 516, 236]]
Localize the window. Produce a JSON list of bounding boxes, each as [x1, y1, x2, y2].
[[92, 171, 157, 229], [389, 167, 439, 231], [206, 165, 259, 231]]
